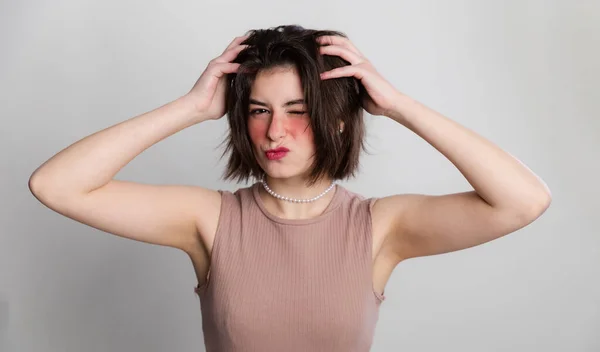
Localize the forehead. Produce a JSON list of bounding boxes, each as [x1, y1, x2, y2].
[[250, 66, 304, 100]]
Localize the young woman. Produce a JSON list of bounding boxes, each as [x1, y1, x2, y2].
[[29, 25, 551, 351]]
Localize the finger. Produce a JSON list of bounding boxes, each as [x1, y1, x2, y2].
[[222, 34, 250, 53], [317, 35, 363, 56], [214, 44, 249, 63], [209, 62, 242, 78], [319, 44, 364, 65], [320, 65, 364, 80]]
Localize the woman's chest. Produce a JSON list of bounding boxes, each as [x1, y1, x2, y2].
[[199, 263, 379, 350]]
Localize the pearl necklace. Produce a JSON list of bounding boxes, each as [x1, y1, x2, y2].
[[259, 178, 336, 203]]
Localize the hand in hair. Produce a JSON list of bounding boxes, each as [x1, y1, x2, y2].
[[186, 35, 249, 121], [318, 35, 401, 118]]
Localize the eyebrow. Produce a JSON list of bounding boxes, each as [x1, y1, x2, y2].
[[249, 98, 305, 107]]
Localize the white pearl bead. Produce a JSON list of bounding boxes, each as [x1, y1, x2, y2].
[[260, 178, 335, 203]]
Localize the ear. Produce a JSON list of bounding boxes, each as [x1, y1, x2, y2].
[[339, 121, 345, 133]]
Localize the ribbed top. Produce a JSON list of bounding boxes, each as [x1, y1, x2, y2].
[[195, 182, 385, 352]]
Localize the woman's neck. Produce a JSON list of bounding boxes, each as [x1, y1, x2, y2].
[[257, 176, 337, 220]]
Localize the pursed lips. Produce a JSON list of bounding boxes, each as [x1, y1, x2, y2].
[[264, 147, 289, 160]]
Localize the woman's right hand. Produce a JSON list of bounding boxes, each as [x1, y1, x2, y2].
[[185, 35, 249, 121]]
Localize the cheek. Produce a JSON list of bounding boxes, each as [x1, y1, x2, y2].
[[247, 119, 268, 145], [288, 119, 313, 142]]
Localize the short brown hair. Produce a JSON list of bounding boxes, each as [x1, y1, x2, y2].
[[222, 25, 367, 185]]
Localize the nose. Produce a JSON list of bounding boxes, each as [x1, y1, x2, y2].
[[267, 112, 286, 141]]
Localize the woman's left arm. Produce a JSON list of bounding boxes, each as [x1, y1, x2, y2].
[[373, 94, 552, 261], [318, 35, 552, 262]]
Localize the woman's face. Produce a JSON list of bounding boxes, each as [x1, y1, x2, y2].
[[247, 66, 315, 180]]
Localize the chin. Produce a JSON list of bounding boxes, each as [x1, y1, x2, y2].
[[262, 168, 298, 180], [260, 163, 309, 180]]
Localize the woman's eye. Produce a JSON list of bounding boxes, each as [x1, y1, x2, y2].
[[249, 109, 306, 116], [250, 109, 268, 115]]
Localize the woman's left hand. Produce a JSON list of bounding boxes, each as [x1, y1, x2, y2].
[[318, 35, 401, 117]]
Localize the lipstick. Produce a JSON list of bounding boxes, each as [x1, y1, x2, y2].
[[265, 147, 289, 160]]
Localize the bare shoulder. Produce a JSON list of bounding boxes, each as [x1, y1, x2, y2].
[[369, 194, 414, 263], [190, 185, 222, 253]]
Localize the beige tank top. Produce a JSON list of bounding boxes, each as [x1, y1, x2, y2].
[[194, 182, 385, 351]]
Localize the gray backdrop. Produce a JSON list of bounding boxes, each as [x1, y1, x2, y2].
[[1, 0, 598, 351]]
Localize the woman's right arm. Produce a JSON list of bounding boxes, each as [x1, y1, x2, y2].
[[29, 96, 218, 253], [28, 35, 249, 255]]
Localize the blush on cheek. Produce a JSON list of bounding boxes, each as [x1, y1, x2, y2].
[[247, 117, 314, 147], [248, 120, 269, 144], [287, 119, 313, 140]]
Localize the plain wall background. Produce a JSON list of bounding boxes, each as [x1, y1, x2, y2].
[[1, 0, 598, 351]]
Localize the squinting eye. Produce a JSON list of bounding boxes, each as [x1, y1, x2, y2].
[[290, 111, 307, 115]]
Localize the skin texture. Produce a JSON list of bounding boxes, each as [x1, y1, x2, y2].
[[28, 34, 552, 299]]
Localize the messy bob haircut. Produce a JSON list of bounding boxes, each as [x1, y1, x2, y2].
[[222, 25, 367, 185]]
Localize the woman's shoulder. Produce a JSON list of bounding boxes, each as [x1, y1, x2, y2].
[[215, 183, 257, 208], [336, 184, 376, 202], [333, 184, 379, 216]]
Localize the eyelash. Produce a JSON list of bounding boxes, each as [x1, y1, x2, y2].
[[249, 109, 306, 116]]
